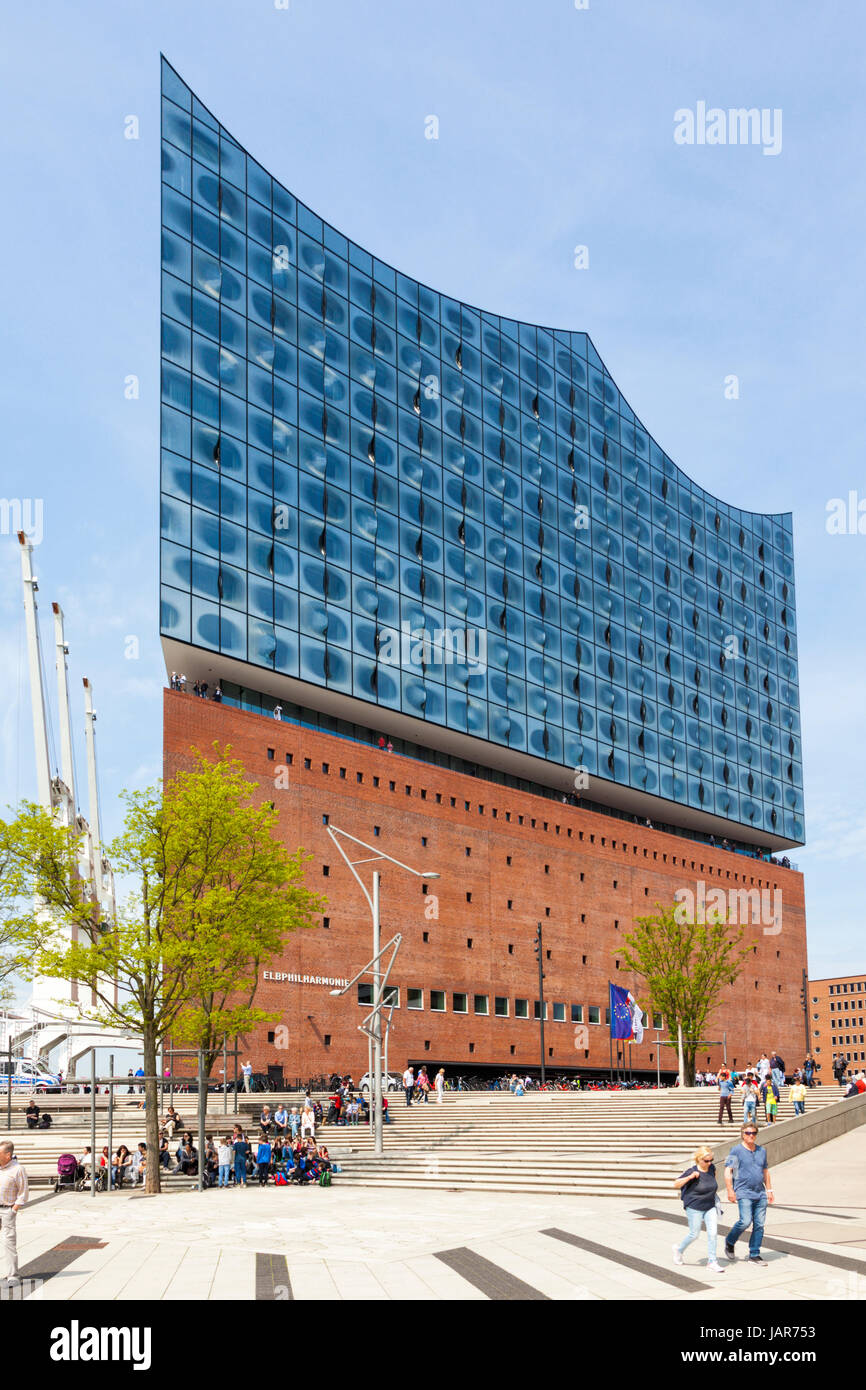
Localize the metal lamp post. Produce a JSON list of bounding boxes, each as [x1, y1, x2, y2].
[[326, 827, 439, 1158]]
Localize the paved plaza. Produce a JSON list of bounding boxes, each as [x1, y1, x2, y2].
[[4, 1127, 864, 1301]]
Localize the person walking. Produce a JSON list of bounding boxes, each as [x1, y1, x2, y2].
[[724, 1122, 774, 1264], [0, 1141, 28, 1287], [741, 1077, 759, 1127], [402, 1065, 414, 1107], [672, 1145, 724, 1273], [717, 1069, 735, 1125], [769, 1051, 786, 1092], [790, 1078, 807, 1117], [803, 1053, 816, 1089], [241, 1060, 253, 1093], [435, 1068, 445, 1104]]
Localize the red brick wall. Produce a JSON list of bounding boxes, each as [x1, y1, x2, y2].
[[807, 974, 866, 1082], [164, 689, 809, 1083]]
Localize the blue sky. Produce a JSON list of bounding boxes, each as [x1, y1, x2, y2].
[[0, 0, 863, 1005]]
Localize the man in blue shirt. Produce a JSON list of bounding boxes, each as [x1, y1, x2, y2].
[[724, 1122, 774, 1263], [717, 1069, 735, 1124]]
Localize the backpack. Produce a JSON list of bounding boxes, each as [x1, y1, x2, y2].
[[273, 1171, 288, 1186], [319, 1169, 332, 1187]]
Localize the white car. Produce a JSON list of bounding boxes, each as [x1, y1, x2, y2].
[[0, 1058, 63, 1093], [358, 1073, 401, 1093]]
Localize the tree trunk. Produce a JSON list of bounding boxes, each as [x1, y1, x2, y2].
[[143, 1025, 161, 1194], [684, 1047, 697, 1087]]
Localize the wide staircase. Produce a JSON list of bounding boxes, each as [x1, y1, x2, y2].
[[4, 1086, 842, 1198]]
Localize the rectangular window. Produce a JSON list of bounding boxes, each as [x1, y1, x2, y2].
[[515, 998, 529, 1019], [452, 992, 468, 1013], [383, 986, 399, 1008], [473, 994, 489, 1016], [357, 983, 373, 1006], [588, 1005, 600, 1024], [267, 748, 275, 760], [430, 990, 445, 1012], [494, 996, 509, 1017], [652, 1012, 663, 1030], [604, 1008, 611, 1024], [553, 1002, 566, 1022], [533, 1000, 548, 1021], [571, 1004, 584, 1023], [407, 988, 423, 1010]]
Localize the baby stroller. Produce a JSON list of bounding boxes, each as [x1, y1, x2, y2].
[[54, 1153, 82, 1192]]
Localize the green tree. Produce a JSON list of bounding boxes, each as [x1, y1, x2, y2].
[[619, 904, 755, 1085], [2, 746, 323, 1192]]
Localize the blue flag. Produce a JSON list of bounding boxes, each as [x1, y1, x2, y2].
[[609, 982, 634, 1040]]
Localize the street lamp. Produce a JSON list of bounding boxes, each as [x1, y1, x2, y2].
[[326, 826, 440, 1157]]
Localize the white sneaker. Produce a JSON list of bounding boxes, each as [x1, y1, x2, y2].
[[672, 1244, 684, 1265], [707, 1261, 725, 1273]]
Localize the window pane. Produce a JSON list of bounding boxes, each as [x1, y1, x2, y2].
[[473, 994, 489, 1015], [553, 1002, 565, 1022], [430, 990, 445, 1012], [357, 983, 372, 1006], [515, 998, 528, 1019], [494, 996, 509, 1017], [588, 1005, 600, 1024], [453, 992, 467, 1013], [571, 1004, 583, 1023], [407, 988, 423, 1010]]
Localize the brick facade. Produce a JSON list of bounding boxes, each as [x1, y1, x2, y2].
[[164, 689, 808, 1084], [808, 973, 866, 1083]]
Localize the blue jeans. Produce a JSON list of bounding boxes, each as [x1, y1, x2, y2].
[[218, 1164, 230, 1186], [727, 1193, 768, 1256], [793, 1100, 805, 1115], [233, 1155, 246, 1186], [677, 1206, 718, 1261], [771, 1068, 784, 1091], [743, 1100, 757, 1123]]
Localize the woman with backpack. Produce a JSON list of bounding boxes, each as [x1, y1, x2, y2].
[[672, 1145, 724, 1273]]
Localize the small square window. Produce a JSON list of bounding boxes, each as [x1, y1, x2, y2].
[[322, 762, 329, 773], [450, 797, 456, 807], [267, 1031, 275, 1043], [285, 753, 293, 765], [405, 785, 412, 796], [534, 1000, 548, 1021], [588, 1005, 600, 1024], [267, 748, 275, 761], [430, 990, 445, 1011], [389, 781, 395, 791], [474, 994, 489, 1015], [339, 767, 346, 779], [356, 771, 363, 783], [373, 776, 380, 787], [515, 998, 529, 1019], [407, 988, 423, 1010], [304, 757, 311, 770], [453, 992, 468, 1013], [357, 983, 373, 1006], [494, 996, 509, 1017], [552, 1002, 566, 1022], [571, 1004, 583, 1023]]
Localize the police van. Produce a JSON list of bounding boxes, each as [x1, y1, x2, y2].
[[0, 1057, 63, 1092]]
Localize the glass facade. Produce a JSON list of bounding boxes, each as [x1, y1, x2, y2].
[[159, 59, 804, 845]]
